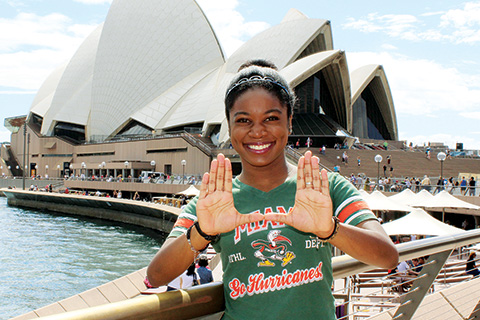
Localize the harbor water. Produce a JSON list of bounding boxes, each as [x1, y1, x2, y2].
[[0, 196, 166, 319]]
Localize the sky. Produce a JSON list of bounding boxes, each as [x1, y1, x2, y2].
[[1, 0, 480, 150]]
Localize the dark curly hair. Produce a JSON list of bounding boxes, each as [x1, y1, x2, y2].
[[225, 59, 295, 121]]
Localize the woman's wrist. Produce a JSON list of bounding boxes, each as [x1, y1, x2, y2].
[[186, 224, 210, 260], [316, 216, 340, 242]]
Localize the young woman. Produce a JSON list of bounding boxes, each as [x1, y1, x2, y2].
[[147, 60, 398, 319]]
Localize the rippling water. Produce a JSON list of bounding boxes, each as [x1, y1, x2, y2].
[[0, 197, 166, 319]]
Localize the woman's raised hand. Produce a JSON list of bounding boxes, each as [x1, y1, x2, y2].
[[264, 151, 334, 237], [196, 154, 264, 235]]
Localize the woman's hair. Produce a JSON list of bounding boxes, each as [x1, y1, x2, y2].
[[186, 263, 196, 276], [225, 59, 296, 121]]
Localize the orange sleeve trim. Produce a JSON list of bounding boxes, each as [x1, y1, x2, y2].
[[337, 201, 371, 223], [173, 218, 195, 229]]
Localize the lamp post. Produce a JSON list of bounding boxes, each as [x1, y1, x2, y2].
[[374, 154, 383, 191], [150, 160, 156, 170], [69, 164, 73, 177], [181, 159, 186, 184], [22, 121, 26, 190], [45, 165, 49, 179], [437, 151, 447, 221], [57, 164, 61, 178], [81, 162, 86, 179], [101, 161, 106, 179], [124, 161, 129, 181]]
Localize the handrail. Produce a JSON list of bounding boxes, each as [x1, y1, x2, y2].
[[35, 229, 480, 320], [285, 147, 332, 172]]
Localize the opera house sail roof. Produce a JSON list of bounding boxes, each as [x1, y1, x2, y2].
[[27, 0, 398, 147]]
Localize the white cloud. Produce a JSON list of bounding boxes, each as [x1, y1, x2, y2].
[[73, 0, 112, 4], [196, 0, 269, 56], [459, 112, 480, 120], [0, 130, 12, 143], [347, 51, 480, 116], [343, 2, 480, 44], [0, 13, 98, 90]]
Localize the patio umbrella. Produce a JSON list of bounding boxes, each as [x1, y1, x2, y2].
[[381, 209, 466, 236], [422, 190, 480, 210], [176, 185, 200, 197], [364, 190, 413, 212], [389, 188, 417, 205], [409, 189, 435, 207]]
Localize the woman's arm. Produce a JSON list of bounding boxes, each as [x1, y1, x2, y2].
[[328, 219, 398, 269], [264, 151, 398, 269], [147, 154, 263, 287], [146, 228, 209, 287]]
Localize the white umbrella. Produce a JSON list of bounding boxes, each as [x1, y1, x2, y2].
[[409, 189, 435, 207], [176, 185, 200, 197], [382, 209, 466, 236], [422, 190, 480, 210], [364, 190, 413, 212], [389, 188, 417, 205]]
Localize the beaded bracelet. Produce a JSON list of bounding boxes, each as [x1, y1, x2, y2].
[[186, 223, 209, 261], [318, 216, 340, 242]]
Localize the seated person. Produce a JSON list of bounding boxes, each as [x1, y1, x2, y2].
[[466, 251, 480, 277]]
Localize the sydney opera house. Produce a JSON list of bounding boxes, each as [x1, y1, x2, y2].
[[2, 0, 398, 185]]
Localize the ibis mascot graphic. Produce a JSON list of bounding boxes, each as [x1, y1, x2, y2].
[[251, 230, 296, 267]]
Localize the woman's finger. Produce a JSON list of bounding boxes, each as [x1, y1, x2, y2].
[[304, 151, 313, 188], [208, 159, 218, 194], [320, 169, 330, 196], [198, 172, 209, 200], [312, 156, 321, 191], [297, 156, 305, 189], [216, 154, 225, 191], [225, 158, 233, 192]]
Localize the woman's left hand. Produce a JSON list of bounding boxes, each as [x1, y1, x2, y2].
[[264, 151, 335, 237]]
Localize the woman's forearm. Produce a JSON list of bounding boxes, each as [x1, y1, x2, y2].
[[328, 220, 398, 269], [146, 228, 210, 287]]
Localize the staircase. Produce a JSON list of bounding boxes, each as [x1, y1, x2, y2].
[[304, 148, 480, 180]]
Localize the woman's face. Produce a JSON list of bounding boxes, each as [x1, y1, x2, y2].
[[228, 88, 291, 170]]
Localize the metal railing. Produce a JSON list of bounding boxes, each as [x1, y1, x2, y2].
[[35, 229, 480, 320]]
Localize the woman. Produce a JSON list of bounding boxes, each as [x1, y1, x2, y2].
[[147, 60, 398, 319]]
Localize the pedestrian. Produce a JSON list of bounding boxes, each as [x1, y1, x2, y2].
[[357, 156, 361, 166], [146, 59, 397, 319], [460, 177, 467, 194], [196, 255, 213, 284], [468, 177, 476, 196], [295, 139, 300, 149], [383, 165, 387, 176]]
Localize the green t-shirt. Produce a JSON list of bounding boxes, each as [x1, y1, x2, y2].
[[169, 173, 376, 319]]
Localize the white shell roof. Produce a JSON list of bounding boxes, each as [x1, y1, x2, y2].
[[28, 0, 396, 145], [225, 17, 332, 73], [30, 64, 67, 118], [351, 64, 398, 140], [40, 24, 104, 135]]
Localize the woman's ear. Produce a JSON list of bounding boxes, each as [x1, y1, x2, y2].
[[288, 116, 293, 135]]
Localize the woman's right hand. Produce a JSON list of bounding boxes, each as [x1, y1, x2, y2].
[[196, 154, 264, 235]]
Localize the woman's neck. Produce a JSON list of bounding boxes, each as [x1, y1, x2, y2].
[[238, 159, 296, 192]]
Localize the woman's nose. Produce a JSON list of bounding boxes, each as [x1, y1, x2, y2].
[[249, 122, 266, 138]]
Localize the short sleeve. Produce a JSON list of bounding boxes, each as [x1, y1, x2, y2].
[[168, 196, 199, 239], [328, 173, 377, 226]]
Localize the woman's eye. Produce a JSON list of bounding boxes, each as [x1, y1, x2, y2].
[[266, 116, 279, 121], [236, 118, 250, 123]]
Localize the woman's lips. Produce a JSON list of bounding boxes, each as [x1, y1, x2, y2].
[[245, 142, 274, 153]]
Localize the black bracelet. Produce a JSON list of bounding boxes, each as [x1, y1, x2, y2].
[[186, 224, 209, 258], [318, 216, 340, 241], [194, 221, 220, 243]]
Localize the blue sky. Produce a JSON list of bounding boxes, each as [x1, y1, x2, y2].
[[1, 0, 480, 150]]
